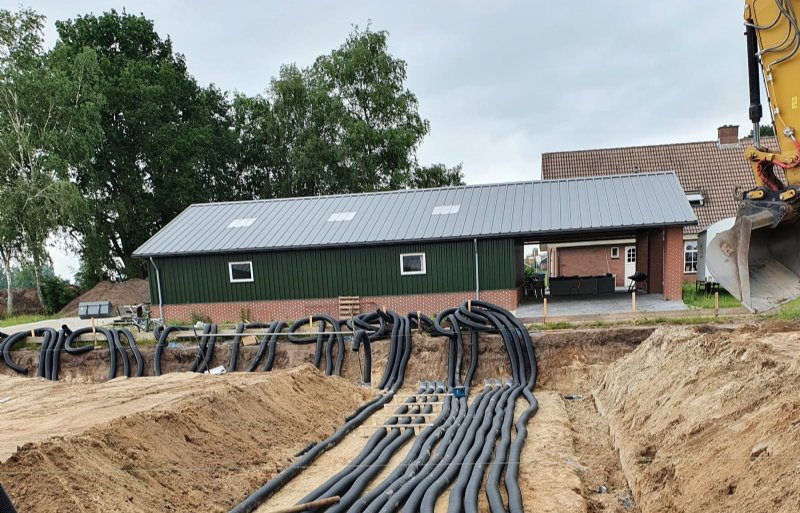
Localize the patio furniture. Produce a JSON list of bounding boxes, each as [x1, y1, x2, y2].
[[627, 271, 649, 293]]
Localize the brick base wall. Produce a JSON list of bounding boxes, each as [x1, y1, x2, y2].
[[553, 244, 627, 286], [156, 289, 520, 323]]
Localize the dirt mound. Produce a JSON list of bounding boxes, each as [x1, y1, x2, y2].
[[596, 326, 800, 513], [0, 288, 42, 316], [0, 365, 372, 512], [58, 279, 150, 316]]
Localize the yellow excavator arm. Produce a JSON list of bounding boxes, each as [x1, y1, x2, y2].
[[706, 1, 800, 312], [744, 0, 800, 195]]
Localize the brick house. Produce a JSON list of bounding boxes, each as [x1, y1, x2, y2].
[[542, 125, 765, 286]]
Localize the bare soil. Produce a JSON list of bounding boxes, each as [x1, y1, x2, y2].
[[58, 279, 150, 317], [596, 323, 800, 513], [3, 322, 795, 513], [0, 288, 43, 316], [0, 365, 371, 512]]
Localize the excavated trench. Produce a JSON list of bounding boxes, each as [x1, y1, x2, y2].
[[1, 320, 797, 513]]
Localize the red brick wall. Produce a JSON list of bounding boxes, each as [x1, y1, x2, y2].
[[663, 226, 685, 300], [647, 229, 664, 294], [156, 289, 519, 323], [552, 244, 628, 286]]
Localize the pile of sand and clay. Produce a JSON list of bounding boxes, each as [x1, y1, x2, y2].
[[595, 323, 800, 513], [58, 279, 150, 317], [0, 364, 372, 513]]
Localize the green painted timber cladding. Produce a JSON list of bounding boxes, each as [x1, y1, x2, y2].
[[148, 238, 521, 305]]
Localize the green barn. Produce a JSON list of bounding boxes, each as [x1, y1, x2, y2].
[[133, 173, 695, 321]]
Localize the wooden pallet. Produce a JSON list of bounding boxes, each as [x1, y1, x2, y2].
[[339, 296, 360, 318]]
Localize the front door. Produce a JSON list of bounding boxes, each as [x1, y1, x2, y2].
[[624, 246, 637, 286]]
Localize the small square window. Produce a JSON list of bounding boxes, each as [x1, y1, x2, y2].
[[229, 261, 253, 283], [400, 253, 426, 276], [610, 247, 620, 259]]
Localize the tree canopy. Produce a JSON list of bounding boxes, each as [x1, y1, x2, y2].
[[41, 12, 462, 283]]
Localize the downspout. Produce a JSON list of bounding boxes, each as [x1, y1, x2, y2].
[[149, 257, 164, 319], [474, 238, 480, 300]]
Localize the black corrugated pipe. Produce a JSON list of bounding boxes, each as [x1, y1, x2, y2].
[[118, 328, 144, 377], [2, 331, 32, 374], [0, 484, 17, 513], [351, 330, 371, 385], [64, 326, 118, 380], [262, 321, 287, 371], [228, 322, 245, 371], [153, 325, 191, 376], [246, 322, 278, 372]]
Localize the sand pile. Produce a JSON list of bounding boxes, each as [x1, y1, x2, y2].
[[58, 279, 150, 316], [0, 365, 371, 512], [596, 324, 800, 513]]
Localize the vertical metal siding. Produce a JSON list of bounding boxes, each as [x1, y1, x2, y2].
[[151, 238, 519, 304]]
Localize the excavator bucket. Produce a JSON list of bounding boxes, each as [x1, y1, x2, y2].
[[706, 200, 800, 313]]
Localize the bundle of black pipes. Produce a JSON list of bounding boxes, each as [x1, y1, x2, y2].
[[0, 325, 145, 381], [228, 300, 538, 513]]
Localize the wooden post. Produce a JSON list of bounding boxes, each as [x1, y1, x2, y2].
[[632, 291, 637, 312], [92, 318, 97, 347], [265, 496, 340, 513], [714, 291, 719, 317], [467, 299, 471, 312], [543, 297, 548, 324]]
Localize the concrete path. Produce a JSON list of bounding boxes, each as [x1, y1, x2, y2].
[[516, 292, 688, 319], [1, 316, 115, 333]]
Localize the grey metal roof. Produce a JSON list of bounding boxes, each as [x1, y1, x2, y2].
[[133, 172, 697, 257]]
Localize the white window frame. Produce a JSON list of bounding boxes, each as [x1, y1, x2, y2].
[[626, 247, 636, 263], [228, 261, 254, 283], [400, 253, 427, 276], [684, 241, 698, 274], [610, 246, 620, 259]]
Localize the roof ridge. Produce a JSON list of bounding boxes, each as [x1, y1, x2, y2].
[[187, 171, 679, 208], [542, 135, 778, 157]]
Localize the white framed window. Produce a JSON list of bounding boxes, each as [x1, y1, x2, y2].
[[610, 246, 620, 259], [684, 241, 698, 273], [685, 191, 704, 206], [626, 247, 636, 263], [228, 261, 254, 283], [400, 253, 426, 276]]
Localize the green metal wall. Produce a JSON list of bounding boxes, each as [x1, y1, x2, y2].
[[147, 238, 521, 305]]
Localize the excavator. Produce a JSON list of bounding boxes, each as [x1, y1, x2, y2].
[[707, 0, 800, 312]]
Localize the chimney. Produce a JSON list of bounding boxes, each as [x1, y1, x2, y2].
[[717, 125, 739, 145]]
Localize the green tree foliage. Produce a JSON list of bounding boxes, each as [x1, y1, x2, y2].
[[748, 124, 776, 137], [55, 10, 237, 281], [2, 12, 462, 286], [0, 7, 102, 309], [236, 27, 464, 198]]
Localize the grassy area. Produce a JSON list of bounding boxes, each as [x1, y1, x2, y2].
[[773, 297, 800, 319], [681, 282, 740, 309], [0, 314, 55, 328]]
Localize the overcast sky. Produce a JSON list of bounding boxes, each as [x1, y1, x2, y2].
[[31, 0, 752, 279]]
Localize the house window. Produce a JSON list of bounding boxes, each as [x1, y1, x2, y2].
[[684, 241, 698, 273], [400, 253, 426, 276], [610, 247, 620, 259], [626, 247, 636, 263], [686, 191, 704, 206], [228, 261, 254, 283]]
